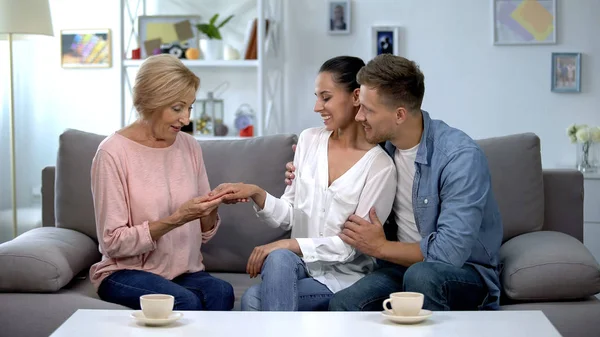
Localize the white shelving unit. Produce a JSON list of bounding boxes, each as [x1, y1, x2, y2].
[[118, 0, 284, 138]]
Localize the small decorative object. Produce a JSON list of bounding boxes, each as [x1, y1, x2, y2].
[[492, 0, 556, 45], [224, 45, 240, 60], [160, 41, 189, 59], [551, 53, 581, 93], [131, 48, 141, 59], [327, 0, 351, 35], [185, 47, 200, 60], [61, 29, 111, 68], [196, 13, 234, 60], [567, 124, 600, 173], [234, 104, 255, 137], [138, 15, 200, 58], [371, 26, 400, 58], [194, 92, 224, 136]]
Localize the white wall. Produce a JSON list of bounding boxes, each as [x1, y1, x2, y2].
[[283, 0, 600, 168], [0, 0, 122, 210], [1, 0, 598, 212]]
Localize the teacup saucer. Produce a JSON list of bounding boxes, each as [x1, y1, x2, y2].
[[381, 309, 432, 324], [131, 311, 183, 326]]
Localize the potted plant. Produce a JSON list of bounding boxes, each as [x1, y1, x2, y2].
[[196, 13, 234, 60]]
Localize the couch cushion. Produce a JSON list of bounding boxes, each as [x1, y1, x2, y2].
[[53, 129, 296, 272], [0, 277, 126, 337], [500, 231, 600, 301], [0, 227, 101, 292], [476, 133, 544, 242], [55, 129, 107, 240], [199, 134, 297, 272]]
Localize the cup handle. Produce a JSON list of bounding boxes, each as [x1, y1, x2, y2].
[[382, 299, 394, 314]]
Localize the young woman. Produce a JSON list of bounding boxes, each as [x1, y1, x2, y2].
[[210, 56, 397, 311]]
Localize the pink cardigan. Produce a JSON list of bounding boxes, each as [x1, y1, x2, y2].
[[89, 132, 220, 290]]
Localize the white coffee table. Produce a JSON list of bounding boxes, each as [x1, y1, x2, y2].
[[50, 309, 562, 337]]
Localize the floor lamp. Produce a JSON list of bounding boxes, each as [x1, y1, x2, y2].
[[0, 0, 54, 238]]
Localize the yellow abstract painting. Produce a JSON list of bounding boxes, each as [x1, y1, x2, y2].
[[493, 0, 556, 45]]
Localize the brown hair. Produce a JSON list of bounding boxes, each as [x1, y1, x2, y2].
[[356, 54, 425, 112], [133, 54, 200, 120]]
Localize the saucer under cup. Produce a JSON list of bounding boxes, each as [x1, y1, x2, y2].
[[131, 311, 183, 326], [381, 309, 432, 324]]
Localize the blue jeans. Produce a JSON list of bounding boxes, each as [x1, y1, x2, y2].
[[328, 261, 488, 311], [241, 249, 333, 311], [98, 269, 234, 311]]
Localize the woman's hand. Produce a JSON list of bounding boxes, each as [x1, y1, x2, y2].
[[173, 195, 223, 226], [210, 183, 257, 204], [246, 239, 298, 278]]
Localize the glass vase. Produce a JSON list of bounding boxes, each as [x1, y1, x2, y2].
[[576, 141, 598, 173]]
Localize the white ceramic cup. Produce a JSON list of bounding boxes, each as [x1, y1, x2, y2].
[[140, 294, 174, 319], [382, 292, 424, 316]]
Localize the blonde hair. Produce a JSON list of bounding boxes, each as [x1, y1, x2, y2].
[[133, 54, 200, 120]]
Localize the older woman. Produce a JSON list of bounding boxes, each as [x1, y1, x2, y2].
[[89, 54, 234, 311]]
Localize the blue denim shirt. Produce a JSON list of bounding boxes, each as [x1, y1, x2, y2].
[[383, 111, 503, 310]]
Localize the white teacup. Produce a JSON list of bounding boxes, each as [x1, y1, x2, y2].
[[382, 292, 424, 316], [140, 294, 174, 319]]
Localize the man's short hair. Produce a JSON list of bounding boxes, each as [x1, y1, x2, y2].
[[357, 54, 425, 113]]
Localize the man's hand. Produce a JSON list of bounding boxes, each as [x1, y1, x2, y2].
[[284, 144, 296, 185], [340, 208, 388, 258], [246, 239, 296, 278]]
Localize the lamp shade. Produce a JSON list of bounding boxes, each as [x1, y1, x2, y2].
[[0, 0, 54, 36]]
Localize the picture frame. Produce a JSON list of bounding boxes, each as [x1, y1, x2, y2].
[[327, 0, 351, 35], [492, 0, 556, 45], [60, 29, 111, 68], [138, 15, 201, 58], [371, 26, 400, 58], [551, 53, 581, 93]]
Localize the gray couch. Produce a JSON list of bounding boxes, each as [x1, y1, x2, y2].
[[1, 129, 599, 337]]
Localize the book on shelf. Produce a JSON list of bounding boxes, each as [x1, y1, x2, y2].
[[241, 18, 270, 60]]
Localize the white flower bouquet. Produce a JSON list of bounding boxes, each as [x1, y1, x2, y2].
[[567, 124, 600, 172]]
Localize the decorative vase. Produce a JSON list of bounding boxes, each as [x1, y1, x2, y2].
[[576, 141, 598, 173], [200, 39, 223, 60]]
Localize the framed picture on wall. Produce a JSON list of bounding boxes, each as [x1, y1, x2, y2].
[[551, 53, 581, 93], [371, 26, 399, 58], [328, 0, 351, 35], [60, 29, 112, 68], [492, 0, 556, 45]]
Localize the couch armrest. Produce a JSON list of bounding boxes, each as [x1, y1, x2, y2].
[[542, 169, 584, 241], [42, 166, 56, 227]]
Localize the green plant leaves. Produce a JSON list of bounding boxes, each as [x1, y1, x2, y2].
[[195, 13, 234, 40], [218, 15, 234, 28]]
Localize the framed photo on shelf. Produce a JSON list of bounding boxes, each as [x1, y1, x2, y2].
[[328, 0, 351, 35], [60, 29, 111, 68], [492, 0, 556, 45], [551, 53, 581, 93], [138, 15, 201, 58], [371, 25, 400, 58]]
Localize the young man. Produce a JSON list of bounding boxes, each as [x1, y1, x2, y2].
[[285, 54, 503, 311]]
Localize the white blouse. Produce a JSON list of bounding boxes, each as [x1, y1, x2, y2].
[[255, 127, 397, 293]]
